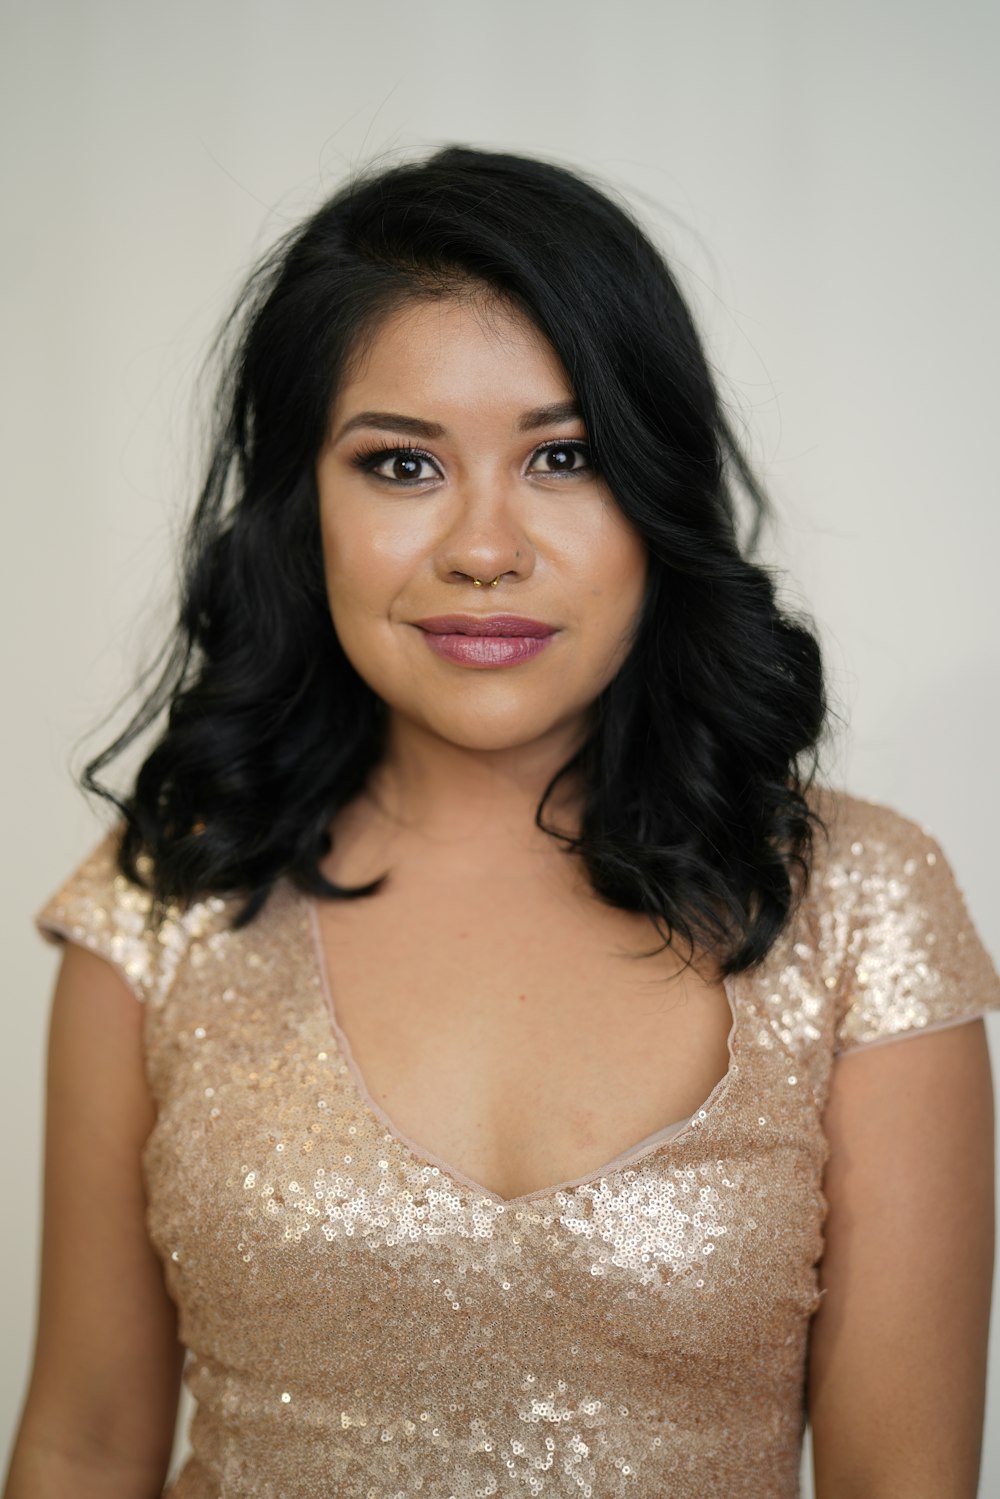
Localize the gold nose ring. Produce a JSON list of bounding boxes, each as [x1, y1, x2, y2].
[[472, 576, 502, 587]]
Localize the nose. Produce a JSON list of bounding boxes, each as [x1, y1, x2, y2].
[[433, 482, 535, 590]]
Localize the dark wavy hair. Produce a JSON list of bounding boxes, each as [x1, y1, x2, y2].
[[86, 144, 829, 975]]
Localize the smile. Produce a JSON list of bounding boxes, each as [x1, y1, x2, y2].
[[412, 614, 558, 669]]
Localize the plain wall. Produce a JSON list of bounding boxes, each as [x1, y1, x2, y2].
[[2, 2, 998, 1493]]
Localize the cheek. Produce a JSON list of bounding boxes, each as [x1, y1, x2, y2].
[[588, 514, 647, 617], [592, 539, 647, 678], [318, 502, 432, 702], [319, 504, 419, 616]]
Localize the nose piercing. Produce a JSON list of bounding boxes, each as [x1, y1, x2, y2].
[[472, 576, 502, 587]]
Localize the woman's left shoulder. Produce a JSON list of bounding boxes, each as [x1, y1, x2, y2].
[[800, 784, 1000, 1056], [804, 783, 952, 868]]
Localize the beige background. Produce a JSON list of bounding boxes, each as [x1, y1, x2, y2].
[[2, 2, 998, 1493]]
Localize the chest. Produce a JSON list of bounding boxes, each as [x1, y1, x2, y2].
[[142, 881, 830, 1409], [311, 869, 735, 1202]]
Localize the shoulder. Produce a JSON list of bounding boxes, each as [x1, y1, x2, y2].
[[804, 784, 965, 912], [801, 785, 1000, 1055], [806, 784, 941, 867], [36, 827, 233, 1007]]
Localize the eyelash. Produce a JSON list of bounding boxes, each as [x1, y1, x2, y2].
[[349, 439, 594, 486]]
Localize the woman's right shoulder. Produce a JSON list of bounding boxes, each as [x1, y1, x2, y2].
[[13, 836, 191, 1486], [35, 826, 232, 1008]]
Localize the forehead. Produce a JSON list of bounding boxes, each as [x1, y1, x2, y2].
[[335, 294, 575, 419]]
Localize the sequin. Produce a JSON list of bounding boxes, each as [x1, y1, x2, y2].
[[34, 792, 1000, 1498]]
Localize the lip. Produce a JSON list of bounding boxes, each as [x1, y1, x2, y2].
[[411, 614, 559, 669], [412, 614, 557, 637]]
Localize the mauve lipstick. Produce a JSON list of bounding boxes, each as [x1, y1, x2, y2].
[[411, 614, 558, 668]]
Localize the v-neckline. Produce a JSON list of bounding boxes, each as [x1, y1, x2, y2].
[[305, 891, 741, 1207]]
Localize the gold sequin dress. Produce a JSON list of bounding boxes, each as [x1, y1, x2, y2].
[[35, 791, 1000, 1498]]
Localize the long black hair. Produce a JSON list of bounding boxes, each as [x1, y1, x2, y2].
[[86, 145, 829, 974]]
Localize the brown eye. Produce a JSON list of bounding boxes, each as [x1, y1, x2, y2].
[[354, 447, 441, 485], [381, 454, 432, 482], [527, 441, 591, 475]]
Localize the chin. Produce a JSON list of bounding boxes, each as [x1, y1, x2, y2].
[[428, 719, 559, 753], [413, 702, 578, 755]]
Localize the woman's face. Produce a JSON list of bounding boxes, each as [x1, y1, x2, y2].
[[316, 293, 647, 757]]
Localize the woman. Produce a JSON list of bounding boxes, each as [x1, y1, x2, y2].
[[5, 146, 998, 1499]]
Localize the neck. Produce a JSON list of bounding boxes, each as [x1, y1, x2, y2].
[[364, 713, 587, 850]]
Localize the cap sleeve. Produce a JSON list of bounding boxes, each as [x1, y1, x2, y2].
[[35, 829, 160, 1003], [834, 801, 1000, 1057]]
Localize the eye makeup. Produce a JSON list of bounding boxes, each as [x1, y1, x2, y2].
[[347, 438, 594, 487], [349, 441, 440, 486]]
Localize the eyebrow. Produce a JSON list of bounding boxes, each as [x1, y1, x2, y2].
[[331, 400, 584, 445], [517, 400, 583, 432]]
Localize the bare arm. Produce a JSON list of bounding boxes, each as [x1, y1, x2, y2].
[[3, 945, 185, 1499], [808, 1019, 995, 1499]]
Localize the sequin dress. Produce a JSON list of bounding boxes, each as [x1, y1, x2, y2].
[[35, 791, 1000, 1499]]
